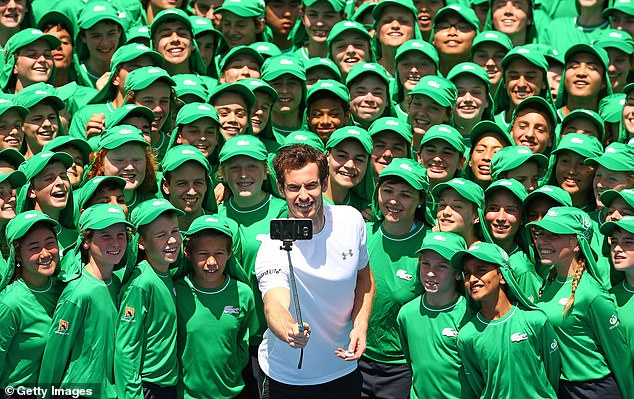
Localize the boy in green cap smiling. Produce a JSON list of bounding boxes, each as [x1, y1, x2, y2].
[[327, 20, 374, 79], [508, 96, 557, 156], [372, 0, 420, 76], [346, 62, 394, 130], [559, 108, 606, 141], [0, 98, 28, 153], [39, 204, 133, 399], [115, 199, 184, 399], [448, 62, 494, 138], [470, 30, 513, 94], [396, 231, 471, 399], [595, 29, 634, 94], [218, 45, 263, 84], [289, 0, 345, 60], [209, 82, 256, 140], [465, 120, 512, 188], [393, 39, 439, 119], [305, 79, 350, 143], [491, 145, 548, 193], [215, 0, 267, 50], [0, 28, 61, 94], [368, 116, 412, 179], [453, 242, 560, 399], [418, 124, 466, 189], [169, 102, 221, 161], [432, 5, 479, 76], [43, 136, 92, 188]]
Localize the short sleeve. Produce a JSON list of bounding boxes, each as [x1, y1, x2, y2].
[[254, 238, 290, 298]]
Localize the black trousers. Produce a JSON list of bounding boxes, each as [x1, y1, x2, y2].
[[558, 374, 622, 399], [359, 356, 411, 399], [262, 368, 362, 399]]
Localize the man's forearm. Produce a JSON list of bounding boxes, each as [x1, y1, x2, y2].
[[263, 287, 296, 342], [351, 265, 374, 332]]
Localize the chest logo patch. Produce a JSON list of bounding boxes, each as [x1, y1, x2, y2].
[[396, 269, 413, 281], [442, 327, 459, 337], [224, 306, 240, 315], [342, 249, 353, 260], [609, 314, 619, 329], [510, 332, 528, 342], [55, 319, 70, 335], [122, 306, 135, 322], [550, 339, 558, 351]]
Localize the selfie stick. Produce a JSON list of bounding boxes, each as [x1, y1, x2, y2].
[[280, 239, 304, 369]]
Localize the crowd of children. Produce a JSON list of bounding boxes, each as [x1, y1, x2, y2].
[[0, 0, 633, 397]]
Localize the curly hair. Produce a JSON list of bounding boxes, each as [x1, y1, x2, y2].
[[273, 144, 328, 187], [87, 143, 158, 194]]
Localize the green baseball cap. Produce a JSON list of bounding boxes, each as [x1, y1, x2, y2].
[[5, 210, 60, 244], [130, 198, 185, 228], [490, 145, 548, 181], [431, 177, 484, 208], [416, 232, 467, 261], [345, 62, 390, 88], [447, 62, 490, 87], [552, 133, 603, 159], [185, 213, 234, 237], [325, 126, 373, 154], [469, 120, 513, 147], [433, 5, 480, 33], [524, 185, 573, 207], [304, 0, 346, 12], [219, 135, 268, 163], [585, 143, 634, 171], [250, 42, 283, 59], [280, 130, 326, 153], [75, 175, 127, 210], [526, 206, 593, 238], [162, 145, 211, 173], [3, 28, 61, 56], [450, 241, 510, 271], [150, 8, 193, 38], [471, 30, 513, 54], [79, 203, 133, 232], [215, 0, 265, 18], [78, 1, 124, 30], [36, 4, 77, 39], [368, 117, 413, 145], [626, 82, 634, 96], [600, 188, 634, 209], [126, 26, 151, 44], [378, 158, 429, 191], [603, 0, 634, 17], [394, 40, 439, 77], [208, 82, 256, 112], [0, 170, 26, 189], [327, 20, 372, 54], [106, 104, 155, 129], [511, 96, 557, 129], [595, 29, 634, 55], [190, 15, 221, 38], [306, 79, 350, 105], [176, 102, 220, 126], [172, 74, 209, 102], [18, 151, 73, 180], [237, 78, 279, 102], [485, 178, 529, 202], [501, 45, 549, 72], [124, 67, 175, 96], [0, 98, 28, 119], [600, 215, 634, 236], [219, 45, 264, 72], [409, 75, 457, 108], [14, 82, 64, 111], [599, 94, 626, 124], [261, 54, 306, 82], [305, 57, 342, 81], [43, 136, 92, 164], [420, 124, 465, 153], [0, 148, 25, 169], [561, 109, 605, 140], [372, 0, 417, 25], [98, 125, 149, 150]]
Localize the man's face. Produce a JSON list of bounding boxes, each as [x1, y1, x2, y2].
[[153, 19, 193, 66], [278, 162, 327, 225], [163, 161, 208, 214]]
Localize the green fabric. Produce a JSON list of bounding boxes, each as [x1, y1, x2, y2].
[[471, 30, 513, 55], [433, 5, 480, 33], [507, 246, 543, 304], [18, 151, 73, 181], [397, 294, 472, 399], [0, 98, 28, 118], [98, 125, 148, 150], [75, 1, 126, 65], [409, 75, 457, 108], [610, 281, 634, 363], [43, 136, 92, 165], [217, 193, 287, 344], [39, 270, 122, 399], [79, 203, 133, 231], [124, 67, 175, 97], [106, 104, 155, 130], [541, 17, 610, 55], [378, 158, 428, 191], [369, 116, 413, 147], [306, 79, 349, 105], [595, 29, 634, 57], [208, 82, 256, 113], [175, 275, 255, 399], [68, 102, 114, 140], [130, 199, 184, 228], [173, 74, 211, 102], [447, 62, 494, 120], [261, 54, 306, 83], [585, 142, 634, 172], [176, 102, 219, 127], [600, 189, 634, 210], [114, 261, 179, 398], [326, 21, 372, 60], [0, 170, 25, 190], [457, 305, 560, 398], [304, 57, 342, 81], [552, 132, 603, 160], [0, 148, 24, 169], [599, 94, 626, 124], [0, 278, 63, 387], [325, 126, 373, 154], [14, 82, 64, 111], [219, 45, 264, 73], [524, 185, 573, 207], [432, 178, 484, 208], [491, 146, 549, 181], [538, 274, 633, 397], [421, 124, 465, 153], [219, 135, 268, 163], [215, 0, 265, 18], [162, 145, 211, 173], [364, 222, 429, 363]]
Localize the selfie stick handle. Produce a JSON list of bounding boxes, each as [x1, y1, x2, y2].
[[282, 241, 304, 369]]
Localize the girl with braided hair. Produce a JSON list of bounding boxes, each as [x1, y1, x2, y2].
[[528, 206, 634, 399]]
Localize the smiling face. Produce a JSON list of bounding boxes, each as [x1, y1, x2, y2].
[[85, 223, 128, 268], [188, 232, 231, 288], [594, 165, 634, 208], [16, 224, 59, 284], [437, 188, 478, 235], [555, 150, 595, 199], [349, 75, 388, 127], [413, 0, 444, 33], [103, 143, 147, 191], [485, 190, 522, 247], [0, 0, 26, 29], [462, 257, 505, 302], [0, 109, 24, 150], [610, 228, 634, 271], [278, 162, 327, 225], [371, 131, 410, 177], [213, 92, 249, 139], [0, 181, 16, 221], [177, 118, 219, 158], [56, 145, 85, 188], [222, 155, 267, 207], [396, 51, 437, 93], [606, 48, 632, 92], [327, 139, 369, 191], [510, 108, 552, 154], [13, 40, 54, 87], [138, 213, 182, 269], [624, 92, 634, 136], [23, 102, 59, 155], [153, 19, 193, 67], [453, 75, 489, 122], [377, 5, 416, 49], [221, 53, 261, 83], [491, 0, 530, 37], [81, 21, 122, 64], [28, 161, 70, 212], [251, 91, 274, 135], [419, 139, 464, 184], [408, 94, 451, 137], [469, 133, 506, 183], [504, 58, 545, 106], [419, 249, 459, 295], [432, 13, 476, 56], [163, 161, 208, 214], [378, 178, 422, 226], [564, 51, 605, 101], [308, 97, 348, 142], [532, 228, 578, 267], [220, 12, 263, 48], [269, 75, 303, 114], [472, 43, 507, 87], [330, 31, 371, 76], [132, 81, 172, 136], [301, 1, 342, 44]]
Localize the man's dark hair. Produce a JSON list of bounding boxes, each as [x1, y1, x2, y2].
[[273, 144, 328, 187]]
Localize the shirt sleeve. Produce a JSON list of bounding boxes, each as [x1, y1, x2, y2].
[[38, 299, 84, 389], [356, 212, 369, 271], [588, 292, 634, 399], [0, 302, 17, 373], [114, 284, 148, 399], [255, 239, 289, 297]]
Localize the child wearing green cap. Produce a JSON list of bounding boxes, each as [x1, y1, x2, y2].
[[76, 175, 129, 217], [86, 125, 158, 213], [305, 79, 351, 142], [291, 0, 344, 60], [530, 207, 634, 398], [106, 104, 156, 146], [412, 0, 445, 40], [595, 30, 634, 94], [175, 214, 255, 399], [601, 215, 634, 363], [605, 0, 634, 36], [0, 99, 28, 153], [38, 8, 77, 89], [305, 57, 342, 89], [43, 136, 91, 189], [602, 189, 634, 223], [448, 62, 493, 137], [433, 177, 489, 247], [466, 120, 512, 188], [215, 0, 266, 51], [393, 39, 439, 119], [346, 62, 393, 130], [114, 199, 183, 399], [0, 170, 26, 258], [490, 145, 548, 193], [0, 211, 62, 392], [559, 109, 606, 142], [432, 5, 479, 76], [417, 124, 466, 189], [209, 83, 255, 141], [361, 158, 430, 398], [218, 45, 263, 84], [372, 0, 419, 76], [39, 204, 133, 399], [524, 185, 573, 223], [170, 102, 221, 161], [470, 30, 512, 94], [327, 20, 374, 78], [453, 242, 560, 399], [488, 0, 536, 46], [75, 2, 126, 88], [236, 78, 281, 152], [396, 232, 471, 399], [407, 75, 457, 150], [368, 116, 412, 180], [509, 96, 557, 156]]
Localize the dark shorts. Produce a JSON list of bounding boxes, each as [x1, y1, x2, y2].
[[262, 368, 362, 399], [558, 374, 622, 399], [237, 347, 264, 399], [359, 356, 411, 399], [142, 382, 177, 399]]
